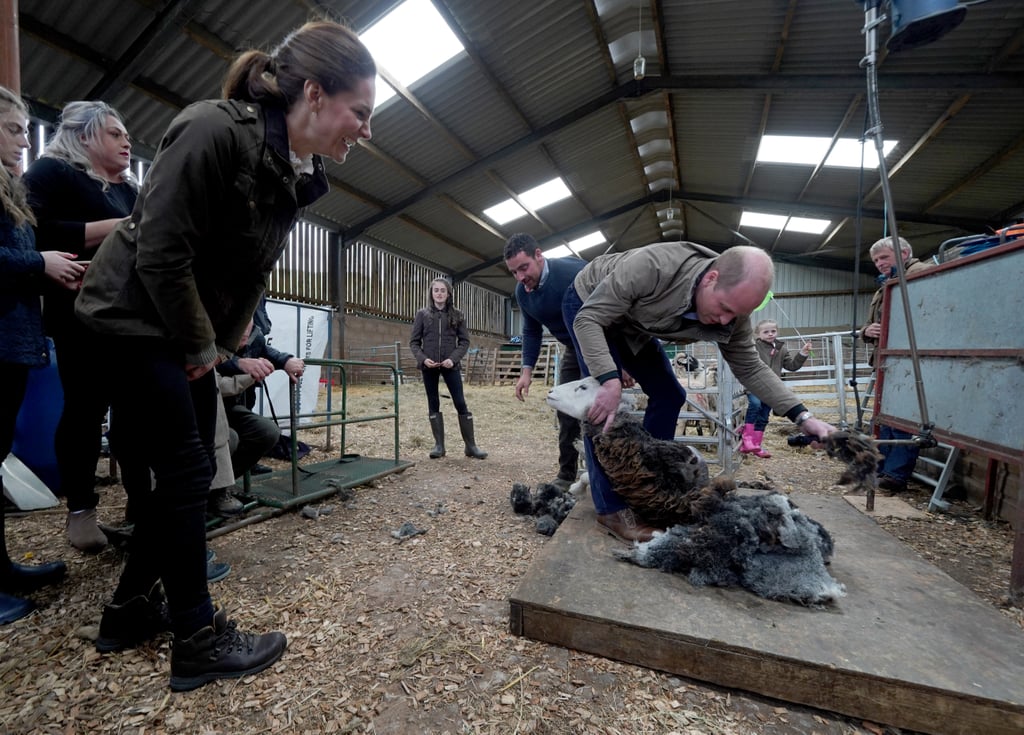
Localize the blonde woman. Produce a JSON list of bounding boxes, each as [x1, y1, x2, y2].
[[24, 100, 138, 552], [0, 86, 82, 624]]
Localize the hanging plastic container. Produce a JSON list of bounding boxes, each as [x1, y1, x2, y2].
[[12, 338, 63, 494]]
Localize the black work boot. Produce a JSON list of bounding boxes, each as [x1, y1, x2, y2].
[[428, 413, 446, 459], [96, 581, 172, 652], [169, 607, 287, 692], [457, 413, 487, 459]]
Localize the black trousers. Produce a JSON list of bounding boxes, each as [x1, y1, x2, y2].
[[555, 347, 582, 482], [101, 336, 217, 638], [52, 327, 110, 512], [421, 366, 469, 415]]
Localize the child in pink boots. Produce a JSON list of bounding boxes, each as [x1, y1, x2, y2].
[[740, 320, 811, 458]]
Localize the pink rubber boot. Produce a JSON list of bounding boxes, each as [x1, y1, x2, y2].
[[751, 430, 771, 458], [739, 423, 759, 454]]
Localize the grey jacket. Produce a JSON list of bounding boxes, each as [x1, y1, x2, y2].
[[572, 241, 805, 417], [75, 100, 329, 366]]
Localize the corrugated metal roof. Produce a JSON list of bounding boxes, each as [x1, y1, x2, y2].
[[14, 0, 1024, 297]]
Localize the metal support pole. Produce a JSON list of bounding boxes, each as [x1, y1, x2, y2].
[[0, 0, 19, 94], [860, 0, 933, 437]]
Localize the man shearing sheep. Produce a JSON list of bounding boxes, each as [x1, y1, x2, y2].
[[562, 241, 837, 543]]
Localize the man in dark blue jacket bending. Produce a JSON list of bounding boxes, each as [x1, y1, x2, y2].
[[504, 233, 588, 489]]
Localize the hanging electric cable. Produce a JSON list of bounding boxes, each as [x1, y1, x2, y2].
[[857, 0, 936, 449], [848, 107, 871, 432]]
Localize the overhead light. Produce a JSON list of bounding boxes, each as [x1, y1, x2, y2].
[[633, 5, 646, 80]]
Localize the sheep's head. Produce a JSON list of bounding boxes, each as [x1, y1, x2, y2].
[[674, 353, 701, 372], [546, 377, 636, 420]]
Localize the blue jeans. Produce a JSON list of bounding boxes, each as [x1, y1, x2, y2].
[[878, 424, 920, 483], [562, 284, 686, 514], [0, 363, 29, 482], [744, 393, 772, 430]]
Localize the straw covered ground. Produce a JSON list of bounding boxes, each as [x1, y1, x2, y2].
[[1, 380, 1019, 734]]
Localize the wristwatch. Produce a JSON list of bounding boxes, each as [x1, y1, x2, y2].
[[795, 410, 814, 427]]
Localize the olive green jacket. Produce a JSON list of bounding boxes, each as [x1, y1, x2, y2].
[[572, 241, 806, 418], [76, 100, 329, 366], [862, 256, 931, 366]]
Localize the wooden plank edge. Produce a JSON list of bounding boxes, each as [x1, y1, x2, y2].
[[508, 600, 1024, 735]]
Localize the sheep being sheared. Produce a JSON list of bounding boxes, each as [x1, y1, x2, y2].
[[615, 476, 845, 606], [673, 353, 719, 435], [546, 377, 715, 526]]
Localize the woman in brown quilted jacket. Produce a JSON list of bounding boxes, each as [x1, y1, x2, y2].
[[410, 277, 487, 460]]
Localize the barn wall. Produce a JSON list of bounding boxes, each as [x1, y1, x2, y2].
[[336, 312, 506, 382], [757, 262, 878, 335], [960, 452, 1020, 530]]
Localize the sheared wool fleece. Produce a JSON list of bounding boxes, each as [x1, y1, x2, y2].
[[616, 477, 846, 607]]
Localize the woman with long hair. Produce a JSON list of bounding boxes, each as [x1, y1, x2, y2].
[[74, 20, 376, 690], [24, 100, 138, 552], [409, 277, 487, 460], [0, 86, 83, 624]]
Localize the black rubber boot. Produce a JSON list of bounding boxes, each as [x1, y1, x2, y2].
[[0, 592, 33, 625], [169, 607, 287, 692], [457, 413, 488, 459], [0, 491, 66, 595], [0, 560, 67, 592], [96, 580, 172, 652], [428, 413, 446, 459], [0, 487, 49, 625]]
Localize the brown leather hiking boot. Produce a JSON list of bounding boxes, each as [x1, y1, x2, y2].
[[596, 508, 659, 543]]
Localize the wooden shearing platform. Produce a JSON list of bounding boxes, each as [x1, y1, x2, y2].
[[509, 493, 1024, 735]]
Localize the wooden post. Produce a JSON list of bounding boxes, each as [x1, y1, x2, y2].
[[1011, 461, 1024, 605], [0, 0, 19, 94]]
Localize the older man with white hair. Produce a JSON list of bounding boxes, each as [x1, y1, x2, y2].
[[860, 235, 931, 494]]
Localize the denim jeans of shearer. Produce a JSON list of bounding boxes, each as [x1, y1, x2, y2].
[[561, 284, 685, 514]]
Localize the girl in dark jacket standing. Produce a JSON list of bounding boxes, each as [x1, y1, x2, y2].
[[73, 21, 376, 691], [0, 86, 83, 625], [410, 278, 487, 459]]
